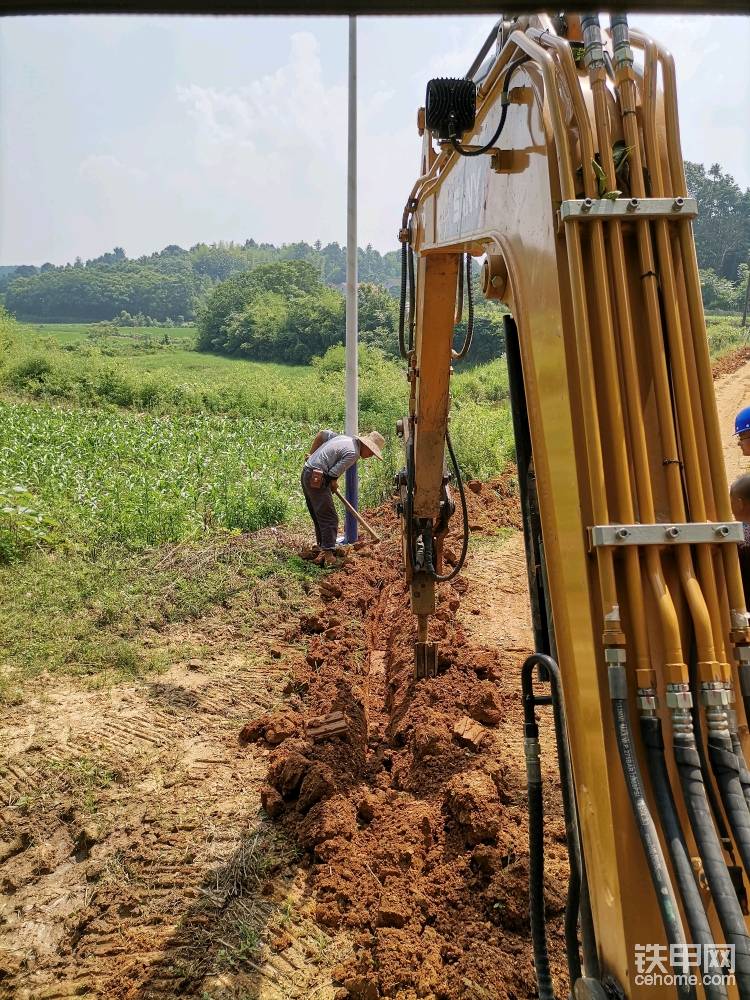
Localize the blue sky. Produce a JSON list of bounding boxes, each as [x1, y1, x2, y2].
[[1, 13, 749, 265]]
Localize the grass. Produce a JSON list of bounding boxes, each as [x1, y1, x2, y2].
[[0, 530, 322, 703], [3, 308, 738, 700], [15, 752, 120, 816], [0, 317, 512, 560], [705, 314, 750, 359]]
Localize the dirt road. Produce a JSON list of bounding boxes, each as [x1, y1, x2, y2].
[[1, 356, 748, 999]]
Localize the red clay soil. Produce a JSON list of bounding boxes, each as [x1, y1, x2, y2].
[[713, 345, 750, 380], [241, 475, 569, 1000]]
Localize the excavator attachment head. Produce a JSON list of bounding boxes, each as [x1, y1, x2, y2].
[[414, 641, 438, 680]]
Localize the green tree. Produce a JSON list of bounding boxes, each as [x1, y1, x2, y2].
[[197, 260, 345, 363], [358, 282, 399, 356], [685, 161, 750, 276]]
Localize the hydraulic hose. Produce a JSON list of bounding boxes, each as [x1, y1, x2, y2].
[[454, 253, 464, 328], [429, 430, 469, 582], [729, 724, 750, 812], [450, 55, 529, 157], [689, 644, 735, 853], [542, 655, 583, 986], [707, 724, 750, 878], [522, 655, 556, 1000], [405, 431, 416, 574], [609, 664, 694, 1000], [453, 254, 475, 362], [398, 242, 416, 360], [673, 720, 750, 997], [398, 239, 408, 359], [407, 245, 415, 352], [640, 715, 727, 1000]]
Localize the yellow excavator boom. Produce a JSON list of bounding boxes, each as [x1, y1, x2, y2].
[[397, 13, 750, 998]]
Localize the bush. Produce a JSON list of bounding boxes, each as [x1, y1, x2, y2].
[[6, 355, 54, 390]]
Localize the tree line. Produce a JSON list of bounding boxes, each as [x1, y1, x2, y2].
[[1, 240, 401, 323], [2, 159, 748, 332]]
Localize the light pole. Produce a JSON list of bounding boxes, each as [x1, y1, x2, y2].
[[344, 14, 359, 542]]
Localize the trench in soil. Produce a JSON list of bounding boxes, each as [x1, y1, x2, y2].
[[245, 475, 569, 1000]]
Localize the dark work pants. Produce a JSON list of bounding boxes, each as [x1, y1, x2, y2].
[[301, 468, 339, 550]]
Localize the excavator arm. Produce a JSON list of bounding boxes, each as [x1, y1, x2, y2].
[[397, 13, 750, 998]]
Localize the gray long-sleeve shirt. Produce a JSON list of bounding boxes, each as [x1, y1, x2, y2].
[[305, 429, 360, 479]]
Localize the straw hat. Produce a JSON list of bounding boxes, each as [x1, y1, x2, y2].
[[356, 430, 385, 461]]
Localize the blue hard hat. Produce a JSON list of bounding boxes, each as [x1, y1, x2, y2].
[[736, 406, 750, 436]]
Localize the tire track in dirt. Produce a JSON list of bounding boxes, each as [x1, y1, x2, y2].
[[0, 535, 348, 1000]]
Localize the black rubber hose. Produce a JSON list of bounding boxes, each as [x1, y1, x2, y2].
[[674, 734, 750, 996], [455, 253, 464, 328], [641, 716, 727, 1000], [398, 239, 408, 359], [609, 666, 694, 1000], [407, 246, 416, 353], [542, 656, 583, 986], [450, 55, 529, 158], [522, 656, 556, 1000], [689, 644, 734, 852], [730, 726, 750, 813], [430, 430, 469, 582], [708, 733, 750, 877], [453, 254, 475, 361], [405, 431, 416, 573]]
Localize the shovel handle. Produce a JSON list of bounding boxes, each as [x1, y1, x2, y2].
[[333, 490, 382, 542]]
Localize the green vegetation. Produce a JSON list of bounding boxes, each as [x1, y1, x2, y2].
[[705, 314, 750, 358], [1, 287, 743, 703], [196, 258, 508, 365], [3, 160, 747, 331], [0, 308, 510, 700], [700, 265, 750, 313], [197, 259, 347, 363], [686, 162, 750, 279], [1, 239, 403, 323], [0, 529, 321, 704]]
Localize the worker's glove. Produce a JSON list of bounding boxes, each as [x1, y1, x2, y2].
[[330, 478, 339, 492]]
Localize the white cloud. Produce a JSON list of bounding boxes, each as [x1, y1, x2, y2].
[[79, 154, 147, 185], [174, 32, 348, 245], [1, 14, 748, 264]]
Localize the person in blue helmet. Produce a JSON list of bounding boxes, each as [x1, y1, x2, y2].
[[736, 406, 750, 457], [731, 474, 750, 607]]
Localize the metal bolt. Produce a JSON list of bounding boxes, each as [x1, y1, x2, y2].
[[582, 198, 593, 213], [673, 197, 685, 211], [715, 524, 730, 537], [615, 527, 630, 540], [627, 198, 639, 212], [666, 526, 681, 539]]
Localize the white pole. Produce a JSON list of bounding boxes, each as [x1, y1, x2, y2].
[[344, 14, 359, 542]]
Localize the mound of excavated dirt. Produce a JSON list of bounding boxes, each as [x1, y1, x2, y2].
[[713, 345, 750, 381], [241, 475, 569, 1000]]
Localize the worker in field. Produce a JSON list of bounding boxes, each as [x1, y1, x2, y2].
[[301, 428, 385, 566], [730, 474, 750, 607], [736, 407, 750, 457]]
